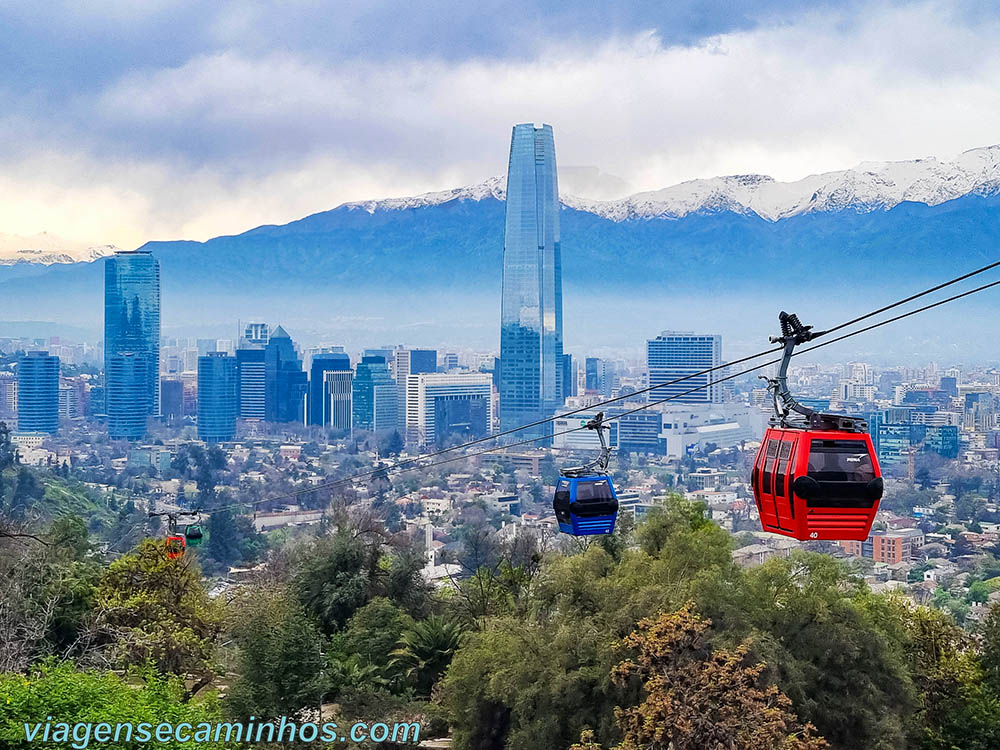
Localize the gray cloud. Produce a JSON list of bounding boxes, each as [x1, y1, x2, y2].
[[0, 1, 998, 247]]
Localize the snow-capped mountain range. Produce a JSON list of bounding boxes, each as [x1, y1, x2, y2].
[[0, 232, 119, 266], [4, 145, 1000, 270], [345, 145, 1000, 222]]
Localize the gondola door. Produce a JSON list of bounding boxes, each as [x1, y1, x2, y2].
[[771, 436, 796, 532]]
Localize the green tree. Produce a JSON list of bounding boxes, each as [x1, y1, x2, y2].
[[969, 580, 991, 604], [343, 597, 413, 674], [737, 554, 915, 748], [390, 616, 464, 697], [294, 530, 370, 633], [382, 430, 404, 457], [204, 508, 266, 570], [226, 588, 325, 720], [0, 662, 228, 749], [92, 539, 222, 687]]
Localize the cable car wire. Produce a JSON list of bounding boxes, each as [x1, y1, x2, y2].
[[192, 262, 1000, 517]]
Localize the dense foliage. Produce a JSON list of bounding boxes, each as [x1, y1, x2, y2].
[[4, 439, 1000, 750]]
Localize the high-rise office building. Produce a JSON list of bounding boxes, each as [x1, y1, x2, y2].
[[0, 373, 17, 420], [235, 347, 266, 420], [647, 331, 724, 404], [309, 352, 351, 426], [364, 348, 396, 364], [324, 370, 354, 433], [499, 123, 563, 436], [406, 372, 493, 448], [585, 357, 600, 392], [198, 352, 238, 442], [105, 352, 150, 439], [560, 353, 575, 401], [394, 349, 437, 435], [161, 378, 184, 426], [353, 355, 397, 431], [105, 249, 160, 439], [442, 352, 460, 371], [58, 383, 80, 419], [17, 351, 59, 434], [264, 326, 308, 423]]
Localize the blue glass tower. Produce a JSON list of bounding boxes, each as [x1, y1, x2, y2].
[[353, 355, 396, 431], [105, 249, 160, 440], [308, 352, 351, 426], [198, 352, 238, 442], [17, 351, 60, 434], [499, 123, 563, 436], [235, 347, 266, 419], [265, 326, 308, 423]]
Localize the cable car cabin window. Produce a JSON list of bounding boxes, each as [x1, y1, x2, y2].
[[553, 480, 571, 521], [761, 440, 779, 494], [807, 440, 875, 482], [775, 441, 792, 497], [573, 479, 617, 516], [576, 479, 613, 502], [803, 439, 879, 509]]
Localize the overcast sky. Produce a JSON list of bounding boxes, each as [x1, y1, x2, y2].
[[1, 0, 999, 248]]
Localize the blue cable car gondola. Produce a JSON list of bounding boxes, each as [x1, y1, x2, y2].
[[553, 412, 619, 536]]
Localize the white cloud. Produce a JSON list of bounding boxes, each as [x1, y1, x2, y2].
[[1, 0, 998, 247]]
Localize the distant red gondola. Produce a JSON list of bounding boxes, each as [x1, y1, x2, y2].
[[165, 534, 186, 560], [752, 312, 883, 541]]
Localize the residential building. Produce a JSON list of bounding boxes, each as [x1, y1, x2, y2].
[[0, 373, 17, 419], [58, 383, 80, 419], [498, 123, 563, 438], [841, 529, 925, 563], [104, 249, 160, 439]]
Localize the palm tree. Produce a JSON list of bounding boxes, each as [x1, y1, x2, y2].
[[390, 616, 465, 695]]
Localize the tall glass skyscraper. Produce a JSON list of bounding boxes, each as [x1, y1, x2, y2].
[[198, 352, 238, 442], [17, 351, 60, 434], [105, 249, 160, 440], [265, 326, 308, 423], [353, 355, 396, 431], [499, 123, 563, 436]]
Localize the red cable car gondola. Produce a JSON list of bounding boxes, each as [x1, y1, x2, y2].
[[751, 312, 884, 541], [165, 534, 187, 560]]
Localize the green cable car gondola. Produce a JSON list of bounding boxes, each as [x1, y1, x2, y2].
[[184, 524, 204, 547]]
